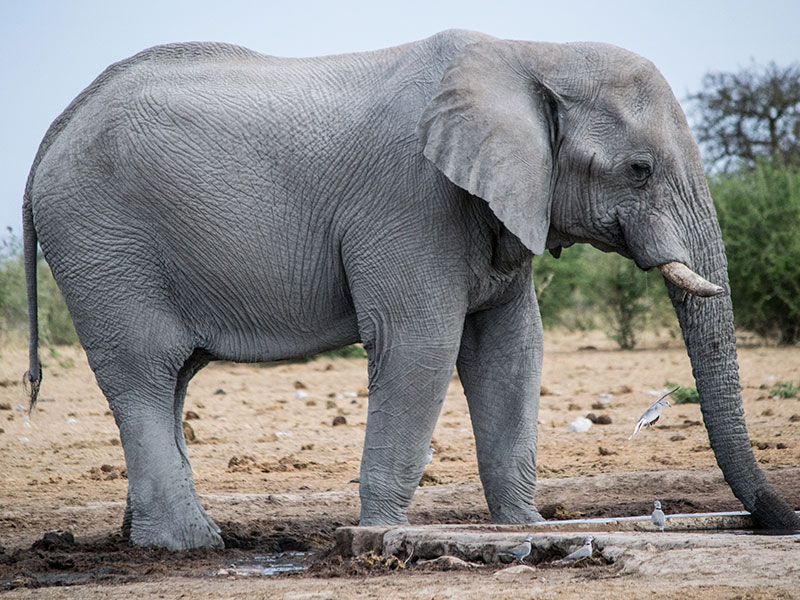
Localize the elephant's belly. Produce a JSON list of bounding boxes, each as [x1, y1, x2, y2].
[[186, 276, 361, 364]]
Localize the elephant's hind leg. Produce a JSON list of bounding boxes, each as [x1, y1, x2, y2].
[[119, 348, 220, 545], [95, 327, 224, 550]]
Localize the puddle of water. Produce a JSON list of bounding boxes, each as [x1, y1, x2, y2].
[[717, 529, 800, 537], [224, 551, 311, 576]]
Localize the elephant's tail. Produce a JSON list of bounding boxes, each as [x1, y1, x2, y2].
[[22, 190, 41, 413]]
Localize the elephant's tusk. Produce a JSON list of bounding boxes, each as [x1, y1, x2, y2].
[[658, 262, 724, 297]]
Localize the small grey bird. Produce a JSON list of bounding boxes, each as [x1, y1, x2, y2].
[[560, 536, 594, 563], [425, 447, 435, 465], [498, 533, 534, 564], [628, 387, 679, 440], [651, 500, 666, 532]]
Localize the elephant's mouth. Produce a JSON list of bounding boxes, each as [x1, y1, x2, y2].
[[658, 262, 724, 297]]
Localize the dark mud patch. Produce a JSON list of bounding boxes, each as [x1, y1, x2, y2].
[[0, 517, 354, 590]]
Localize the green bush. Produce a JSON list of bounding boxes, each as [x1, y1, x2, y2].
[[665, 382, 699, 404], [769, 381, 800, 399], [0, 228, 78, 347], [534, 245, 676, 349], [711, 162, 800, 344]]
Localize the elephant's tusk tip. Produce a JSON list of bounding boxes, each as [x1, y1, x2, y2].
[[658, 262, 724, 298]]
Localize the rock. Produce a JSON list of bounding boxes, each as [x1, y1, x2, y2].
[[598, 446, 617, 456], [418, 472, 443, 486], [776, 442, 788, 449], [332, 415, 347, 426], [294, 381, 307, 389], [789, 415, 800, 422], [214, 388, 226, 395], [586, 413, 612, 424], [0, 402, 11, 411], [418, 555, 477, 570], [494, 564, 537, 580], [567, 417, 592, 433], [228, 455, 259, 472], [185, 410, 200, 420], [182, 421, 196, 442], [296, 390, 309, 399], [761, 408, 774, 417], [305, 399, 317, 406]]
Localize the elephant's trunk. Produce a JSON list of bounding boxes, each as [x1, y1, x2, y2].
[[664, 226, 800, 529]]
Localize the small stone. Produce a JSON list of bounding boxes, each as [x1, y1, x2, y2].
[[301, 443, 314, 451], [789, 415, 800, 423], [670, 434, 686, 442], [567, 417, 592, 433], [295, 390, 309, 400], [776, 442, 788, 449], [305, 399, 317, 406], [182, 421, 196, 442], [294, 381, 307, 389], [326, 400, 338, 409], [494, 564, 537, 580], [568, 403, 582, 411], [332, 415, 347, 426], [185, 410, 200, 420], [418, 555, 477, 570], [586, 413, 612, 425], [0, 402, 11, 411], [760, 408, 774, 417], [597, 446, 617, 456], [214, 389, 226, 395]]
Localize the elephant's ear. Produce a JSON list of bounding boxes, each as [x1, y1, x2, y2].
[[417, 40, 563, 255]]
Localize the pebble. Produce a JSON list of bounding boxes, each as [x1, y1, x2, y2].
[[567, 417, 592, 433], [295, 390, 309, 400]]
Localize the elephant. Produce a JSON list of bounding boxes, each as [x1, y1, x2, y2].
[[22, 29, 799, 550]]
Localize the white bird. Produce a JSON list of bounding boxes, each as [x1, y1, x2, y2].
[[628, 387, 679, 440], [560, 536, 594, 563], [651, 500, 666, 531], [425, 447, 435, 465], [498, 533, 534, 564]]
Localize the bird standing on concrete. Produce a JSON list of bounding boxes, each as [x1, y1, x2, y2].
[[651, 500, 666, 531], [628, 387, 679, 440], [498, 533, 534, 564], [560, 536, 594, 564]]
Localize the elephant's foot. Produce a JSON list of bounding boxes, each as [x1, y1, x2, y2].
[[126, 494, 223, 550], [129, 510, 225, 550], [490, 504, 545, 524]]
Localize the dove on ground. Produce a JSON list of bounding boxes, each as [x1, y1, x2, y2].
[[498, 533, 534, 564], [560, 536, 594, 564], [651, 500, 666, 532], [628, 387, 679, 440]]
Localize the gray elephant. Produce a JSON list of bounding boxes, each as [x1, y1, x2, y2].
[[22, 29, 799, 549]]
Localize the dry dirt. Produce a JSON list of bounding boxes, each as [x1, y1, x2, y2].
[[1, 330, 799, 599]]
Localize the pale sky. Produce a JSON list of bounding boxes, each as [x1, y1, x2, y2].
[[1, 0, 798, 234]]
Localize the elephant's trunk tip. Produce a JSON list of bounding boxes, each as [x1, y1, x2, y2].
[[658, 262, 724, 297]]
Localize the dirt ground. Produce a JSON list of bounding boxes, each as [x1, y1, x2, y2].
[[1, 330, 799, 598]]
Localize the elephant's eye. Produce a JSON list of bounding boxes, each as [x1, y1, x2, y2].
[[630, 161, 653, 184]]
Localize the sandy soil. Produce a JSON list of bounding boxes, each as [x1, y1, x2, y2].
[[1, 330, 799, 598]]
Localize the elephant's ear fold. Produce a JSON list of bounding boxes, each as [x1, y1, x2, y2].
[[417, 40, 561, 255]]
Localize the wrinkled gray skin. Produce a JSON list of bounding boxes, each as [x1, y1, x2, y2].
[[23, 30, 799, 549]]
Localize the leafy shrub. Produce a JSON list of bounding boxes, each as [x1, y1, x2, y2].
[[710, 162, 800, 344], [769, 381, 800, 399], [0, 228, 78, 347], [665, 382, 699, 404]]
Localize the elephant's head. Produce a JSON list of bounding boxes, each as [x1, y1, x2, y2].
[[418, 37, 799, 528]]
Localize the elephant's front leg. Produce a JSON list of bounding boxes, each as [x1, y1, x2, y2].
[[457, 275, 544, 523], [358, 330, 462, 525]]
